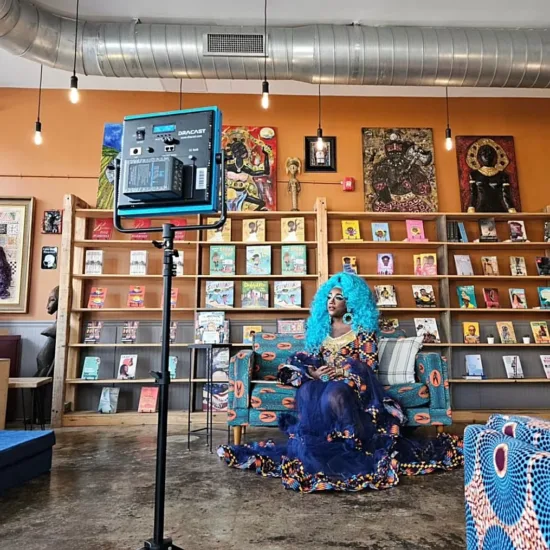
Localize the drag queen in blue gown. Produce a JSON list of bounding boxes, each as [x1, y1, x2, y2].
[[218, 273, 463, 492]]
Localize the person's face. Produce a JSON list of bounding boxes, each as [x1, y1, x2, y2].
[[289, 222, 295, 231], [426, 256, 434, 265], [47, 290, 58, 315], [382, 257, 390, 265], [327, 287, 347, 319], [478, 145, 496, 167], [468, 326, 476, 335]]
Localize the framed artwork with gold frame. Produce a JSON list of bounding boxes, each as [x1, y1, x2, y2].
[[0, 197, 35, 313]]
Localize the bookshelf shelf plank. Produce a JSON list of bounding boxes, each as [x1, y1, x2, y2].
[[199, 241, 318, 247], [68, 342, 251, 348], [329, 241, 445, 249], [75, 240, 197, 248], [74, 274, 196, 280], [195, 307, 310, 313], [198, 274, 318, 280], [335, 274, 447, 280], [73, 307, 196, 312], [448, 275, 550, 280], [327, 212, 441, 221], [448, 242, 550, 250], [379, 307, 448, 312], [449, 308, 550, 314]]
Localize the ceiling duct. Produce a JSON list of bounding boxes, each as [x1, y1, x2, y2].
[[2, 0, 550, 87]]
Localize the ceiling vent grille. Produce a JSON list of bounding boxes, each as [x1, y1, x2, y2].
[[204, 33, 265, 57]]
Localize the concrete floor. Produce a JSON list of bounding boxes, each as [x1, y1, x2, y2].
[[0, 426, 466, 550]]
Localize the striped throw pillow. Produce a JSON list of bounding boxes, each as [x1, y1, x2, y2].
[[377, 336, 424, 385]]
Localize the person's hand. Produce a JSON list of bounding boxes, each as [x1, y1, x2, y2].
[[310, 366, 335, 381]]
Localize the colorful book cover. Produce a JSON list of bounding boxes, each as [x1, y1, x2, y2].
[[81, 357, 100, 380], [121, 321, 139, 343], [274, 281, 302, 308], [92, 218, 113, 240], [281, 245, 307, 275], [412, 285, 436, 308], [406, 219, 427, 242], [508, 220, 527, 242], [242, 219, 265, 242], [206, 218, 232, 242], [129, 251, 148, 275], [379, 318, 400, 332], [170, 219, 187, 241], [175, 253, 184, 276], [246, 245, 271, 275], [194, 312, 228, 344], [531, 321, 550, 344], [170, 288, 178, 309], [342, 256, 357, 274], [243, 325, 262, 343], [465, 355, 484, 377], [84, 250, 104, 275], [457, 285, 478, 308], [457, 222, 469, 243], [483, 288, 500, 309], [371, 222, 390, 242], [544, 222, 550, 243], [88, 287, 107, 309], [241, 281, 269, 308], [117, 354, 137, 380], [374, 285, 397, 308], [169, 356, 178, 379], [138, 387, 159, 413], [205, 281, 235, 308], [127, 286, 145, 308], [277, 319, 306, 334], [413, 253, 438, 276], [281, 217, 305, 242], [509, 288, 528, 309], [481, 256, 499, 276], [98, 387, 120, 414], [510, 256, 527, 276], [202, 383, 229, 413], [454, 255, 474, 276], [84, 321, 103, 343], [210, 245, 236, 276], [131, 219, 152, 241], [497, 321, 517, 344], [478, 218, 499, 242], [540, 355, 550, 379], [538, 287, 550, 309], [377, 253, 394, 275], [212, 347, 230, 382], [503, 356, 524, 379], [463, 322, 481, 344], [341, 220, 361, 241], [169, 322, 177, 344], [536, 257, 550, 276], [414, 318, 441, 344]]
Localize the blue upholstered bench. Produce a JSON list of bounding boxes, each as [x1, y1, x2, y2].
[[0, 430, 55, 493]]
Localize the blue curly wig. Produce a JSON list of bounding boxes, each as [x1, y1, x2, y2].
[[305, 272, 379, 353]]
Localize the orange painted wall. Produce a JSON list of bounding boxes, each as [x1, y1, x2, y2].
[[1, 88, 549, 319]]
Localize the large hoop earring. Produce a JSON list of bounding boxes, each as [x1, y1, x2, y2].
[[343, 312, 353, 325]]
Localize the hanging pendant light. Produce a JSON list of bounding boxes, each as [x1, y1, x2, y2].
[[445, 87, 453, 151], [34, 65, 44, 145], [260, 0, 269, 109], [69, 0, 80, 104], [316, 81, 325, 151]]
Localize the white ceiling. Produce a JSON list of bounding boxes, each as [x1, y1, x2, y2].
[[2, 0, 550, 97]]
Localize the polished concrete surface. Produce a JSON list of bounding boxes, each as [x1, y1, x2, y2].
[[0, 426, 466, 550]]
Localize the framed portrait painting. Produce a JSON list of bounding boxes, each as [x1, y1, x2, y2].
[[0, 197, 35, 313], [304, 136, 337, 172]]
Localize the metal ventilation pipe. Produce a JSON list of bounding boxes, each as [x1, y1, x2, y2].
[[2, 0, 550, 87]]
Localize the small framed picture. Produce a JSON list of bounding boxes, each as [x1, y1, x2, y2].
[[41, 246, 58, 270], [304, 136, 337, 172], [42, 210, 62, 234]]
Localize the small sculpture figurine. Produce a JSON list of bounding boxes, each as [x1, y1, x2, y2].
[[285, 157, 302, 211], [35, 286, 59, 377]]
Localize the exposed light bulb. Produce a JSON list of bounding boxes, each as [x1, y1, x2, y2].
[[445, 126, 453, 151], [316, 136, 325, 151], [261, 81, 269, 109], [34, 121, 43, 145], [69, 74, 79, 104]]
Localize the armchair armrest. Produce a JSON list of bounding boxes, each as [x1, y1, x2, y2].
[[415, 352, 450, 412], [228, 349, 254, 410]]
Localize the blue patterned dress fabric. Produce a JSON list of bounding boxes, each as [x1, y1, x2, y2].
[[219, 330, 463, 492]]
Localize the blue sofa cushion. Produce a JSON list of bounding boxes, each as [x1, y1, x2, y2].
[[251, 383, 296, 411], [384, 383, 430, 408], [254, 333, 306, 381]]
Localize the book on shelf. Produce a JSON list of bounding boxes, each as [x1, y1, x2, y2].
[[281, 245, 307, 275], [536, 257, 550, 276], [413, 253, 437, 276], [169, 322, 177, 344], [414, 318, 441, 344], [127, 286, 145, 308], [246, 245, 272, 275], [169, 288, 178, 309], [412, 285, 436, 308], [540, 355, 550, 379], [457, 222, 469, 243], [131, 219, 152, 240], [243, 325, 262, 343], [210, 245, 236, 276], [375, 285, 397, 308], [496, 321, 517, 344], [277, 319, 306, 334], [212, 347, 230, 382], [242, 219, 265, 242], [510, 256, 527, 276], [129, 251, 148, 276], [205, 281, 235, 308], [508, 220, 527, 242], [175, 253, 184, 276], [84, 321, 103, 343], [463, 322, 481, 344], [531, 321, 550, 344], [377, 253, 394, 275], [405, 219, 427, 242], [341, 220, 361, 241], [481, 256, 499, 276], [81, 357, 100, 380], [446, 221, 460, 242], [342, 256, 358, 274], [454, 255, 474, 276], [281, 217, 305, 242], [274, 281, 302, 308], [98, 387, 120, 414], [503, 355, 524, 379], [478, 218, 499, 242], [138, 387, 159, 413], [194, 312, 229, 344], [202, 383, 229, 413], [92, 218, 113, 240], [379, 317, 400, 331], [168, 356, 177, 379], [117, 354, 137, 380], [170, 219, 187, 241], [121, 321, 139, 344], [509, 288, 528, 309], [242, 281, 269, 308], [544, 221, 550, 243], [206, 218, 231, 242], [538, 287, 550, 309], [457, 285, 477, 308], [84, 250, 104, 275], [371, 222, 390, 242], [464, 355, 484, 378], [483, 288, 500, 309], [88, 287, 107, 309]]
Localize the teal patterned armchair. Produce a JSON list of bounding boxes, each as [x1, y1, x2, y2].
[[228, 332, 452, 444]]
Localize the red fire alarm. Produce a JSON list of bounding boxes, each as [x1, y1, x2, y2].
[[341, 177, 355, 192]]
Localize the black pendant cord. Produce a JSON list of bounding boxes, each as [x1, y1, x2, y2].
[[445, 86, 450, 128], [318, 81, 322, 131], [263, 0, 267, 81], [37, 65, 43, 122], [72, 0, 80, 77], [179, 79, 183, 110]]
